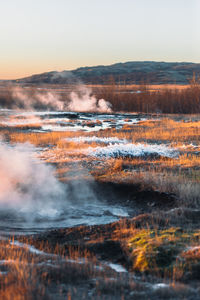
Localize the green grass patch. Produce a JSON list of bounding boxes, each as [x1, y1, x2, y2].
[[128, 227, 200, 277]]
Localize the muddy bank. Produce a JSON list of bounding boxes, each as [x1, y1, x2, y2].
[[4, 182, 200, 299], [94, 181, 177, 212], [19, 205, 200, 280]]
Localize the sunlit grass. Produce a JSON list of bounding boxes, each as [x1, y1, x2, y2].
[[1, 114, 200, 297], [6, 117, 199, 204]]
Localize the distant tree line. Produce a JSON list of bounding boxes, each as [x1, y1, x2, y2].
[[0, 75, 200, 113], [95, 77, 200, 114]]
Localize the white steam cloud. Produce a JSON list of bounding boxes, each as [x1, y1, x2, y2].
[[11, 85, 112, 113], [0, 141, 127, 229], [0, 142, 66, 221], [12, 87, 64, 111], [67, 86, 112, 113]]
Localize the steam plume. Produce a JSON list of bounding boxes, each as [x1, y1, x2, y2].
[[67, 85, 112, 113], [0, 141, 128, 229], [0, 142, 66, 221], [10, 85, 112, 113], [12, 87, 64, 111]]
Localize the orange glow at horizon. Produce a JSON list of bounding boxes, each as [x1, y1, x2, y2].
[[0, 63, 72, 80], [0, 0, 199, 80]]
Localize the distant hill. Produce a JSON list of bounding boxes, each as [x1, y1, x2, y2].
[[8, 61, 200, 85]]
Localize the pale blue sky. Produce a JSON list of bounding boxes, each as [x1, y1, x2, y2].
[[0, 0, 199, 79]]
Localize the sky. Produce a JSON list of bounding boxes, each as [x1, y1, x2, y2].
[[0, 0, 199, 79]]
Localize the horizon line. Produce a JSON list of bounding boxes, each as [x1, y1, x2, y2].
[[1, 59, 200, 81]]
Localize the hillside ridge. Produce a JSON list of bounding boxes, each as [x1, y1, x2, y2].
[[5, 61, 200, 84]]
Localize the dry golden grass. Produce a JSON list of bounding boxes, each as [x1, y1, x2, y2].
[[2, 112, 200, 297], [88, 83, 190, 91], [0, 237, 100, 300], [8, 130, 87, 146], [4, 117, 200, 205], [6, 118, 200, 148], [93, 119, 200, 144]]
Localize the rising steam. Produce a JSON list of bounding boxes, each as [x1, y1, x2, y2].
[[0, 141, 125, 228], [10, 85, 112, 113], [67, 86, 112, 113], [0, 142, 66, 221], [12, 87, 64, 111]]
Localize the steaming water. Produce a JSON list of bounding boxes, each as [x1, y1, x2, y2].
[[1, 109, 197, 299], [0, 201, 128, 235], [0, 109, 146, 235], [0, 147, 129, 235], [0, 109, 146, 132]]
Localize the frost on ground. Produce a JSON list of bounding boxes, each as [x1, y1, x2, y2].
[[65, 136, 128, 144], [87, 143, 179, 159]]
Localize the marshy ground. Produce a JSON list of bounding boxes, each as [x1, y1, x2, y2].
[[0, 107, 200, 299]]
